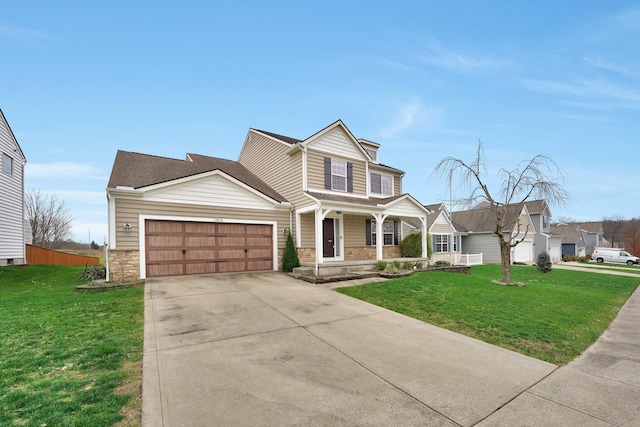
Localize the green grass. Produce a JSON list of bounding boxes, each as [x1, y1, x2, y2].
[[0, 265, 144, 426], [336, 264, 639, 365]]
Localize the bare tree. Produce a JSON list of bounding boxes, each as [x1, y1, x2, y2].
[[624, 218, 640, 256], [25, 189, 73, 249], [602, 215, 626, 247], [434, 141, 570, 284]]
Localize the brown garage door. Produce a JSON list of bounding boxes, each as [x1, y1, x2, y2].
[[145, 220, 273, 277]]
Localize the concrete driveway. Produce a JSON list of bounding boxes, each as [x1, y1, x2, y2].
[[142, 272, 556, 426]]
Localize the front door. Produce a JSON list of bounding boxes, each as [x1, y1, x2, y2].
[[322, 218, 335, 258]]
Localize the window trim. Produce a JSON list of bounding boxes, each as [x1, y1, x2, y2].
[[370, 172, 393, 197], [364, 147, 377, 162], [371, 220, 396, 246], [331, 158, 347, 192]]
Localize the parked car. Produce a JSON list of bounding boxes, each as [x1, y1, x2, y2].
[[592, 248, 640, 266]]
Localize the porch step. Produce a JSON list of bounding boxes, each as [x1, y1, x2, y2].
[[343, 266, 366, 273], [292, 267, 314, 276]]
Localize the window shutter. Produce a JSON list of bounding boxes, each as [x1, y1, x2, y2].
[[447, 234, 451, 250], [347, 162, 353, 192], [394, 221, 399, 245], [365, 219, 371, 246], [324, 157, 331, 189], [433, 234, 437, 250]]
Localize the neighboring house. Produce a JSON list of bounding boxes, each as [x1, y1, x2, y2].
[[451, 203, 535, 264], [238, 120, 430, 274], [107, 119, 430, 280], [0, 109, 27, 266], [550, 222, 608, 258], [523, 199, 556, 261], [424, 203, 462, 264]]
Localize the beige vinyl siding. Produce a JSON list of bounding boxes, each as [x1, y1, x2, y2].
[[431, 222, 453, 234], [238, 132, 309, 210], [308, 127, 363, 159], [306, 149, 367, 196], [343, 214, 366, 246], [299, 212, 315, 247], [0, 115, 25, 261], [114, 198, 290, 251]]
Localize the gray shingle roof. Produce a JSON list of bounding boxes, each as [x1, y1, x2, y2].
[[107, 150, 287, 202], [305, 191, 406, 207], [451, 204, 525, 233], [254, 130, 302, 146]]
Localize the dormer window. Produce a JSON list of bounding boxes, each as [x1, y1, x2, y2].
[[364, 148, 377, 162], [370, 172, 393, 196]]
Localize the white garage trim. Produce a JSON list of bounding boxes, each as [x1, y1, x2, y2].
[[138, 214, 278, 279]]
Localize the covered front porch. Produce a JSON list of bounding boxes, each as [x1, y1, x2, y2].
[[294, 257, 431, 276], [295, 193, 432, 275]]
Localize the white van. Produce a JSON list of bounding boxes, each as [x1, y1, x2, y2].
[[592, 248, 639, 266]]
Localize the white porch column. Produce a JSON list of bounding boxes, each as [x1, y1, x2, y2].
[[372, 213, 388, 261], [314, 207, 332, 275], [419, 216, 427, 258]]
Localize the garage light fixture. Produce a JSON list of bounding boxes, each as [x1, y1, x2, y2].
[[123, 223, 132, 233]]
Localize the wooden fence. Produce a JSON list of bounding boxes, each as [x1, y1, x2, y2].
[[25, 244, 100, 266]]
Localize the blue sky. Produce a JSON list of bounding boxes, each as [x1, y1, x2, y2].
[[3, 1, 639, 243]]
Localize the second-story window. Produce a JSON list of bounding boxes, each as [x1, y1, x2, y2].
[[331, 159, 347, 191], [2, 153, 13, 175], [364, 148, 377, 162], [324, 157, 353, 192], [370, 172, 393, 196]]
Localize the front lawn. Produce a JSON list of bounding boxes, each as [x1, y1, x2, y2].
[[0, 265, 144, 426], [336, 264, 639, 365]]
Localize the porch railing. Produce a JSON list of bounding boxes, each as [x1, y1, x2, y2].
[[459, 253, 483, 266]]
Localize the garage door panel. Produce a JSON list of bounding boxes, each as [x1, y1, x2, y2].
[[145, 220, 273, 277], [185, 222, 216, 233], [218, 261, 246, 273], [185, 236, 216, 247], [148, 263, 184, 277], [148, 221, 183, 233], [148, 236, 183, 247], [217, 223, 246, 234], [148, 250, 183, 262], [247, 248, 271, 258], [247, 260, 272, 270], [186, 263, 218, 275], [218, 236, 245, 246]]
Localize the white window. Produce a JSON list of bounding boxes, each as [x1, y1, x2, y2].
[[2, 153, 13, 175], [364, 148, 377, 162], [371, 220, 395, 246], [434, 234, 449, 252], [331, 159, 347, 191], [370, 172, 393, 196]]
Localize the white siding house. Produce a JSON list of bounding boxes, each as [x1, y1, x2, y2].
[[0, 109, 27, 265]]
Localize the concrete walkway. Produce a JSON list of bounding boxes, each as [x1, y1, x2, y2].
[[142, 270, 640, 426]]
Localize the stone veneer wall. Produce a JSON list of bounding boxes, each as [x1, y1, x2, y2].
[[108, 250, 140, 282], [297, 247, 315, 263]]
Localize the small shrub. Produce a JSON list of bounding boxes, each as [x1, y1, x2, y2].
[[414, 262, 423, 270], [387, 265, 399, 274], [400, 232, 422, 257], [376, 260, 387, 271], [282, 231, 300, 272], [391, 260, 401, 269], [434, 260, 450, 268], [536, 251, 552, 273], [402, 261, 413, 270], [578, 256, 590, 263]]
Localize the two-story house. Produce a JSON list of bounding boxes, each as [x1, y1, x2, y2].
[[0, 109, 27, 266], [106, 120, 430, 280]]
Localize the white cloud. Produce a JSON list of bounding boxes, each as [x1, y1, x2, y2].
[[26, 162, 104, 179], [0, 25, 53, 42], [521, 77, 640, 107], [418, 41, 510, 74], [583, 56, 633, 77], [379, 99, 442, 138]]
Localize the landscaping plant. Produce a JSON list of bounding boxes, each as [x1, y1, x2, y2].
[[282, 231, 300, 272], [536, 251, 553, 273]]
